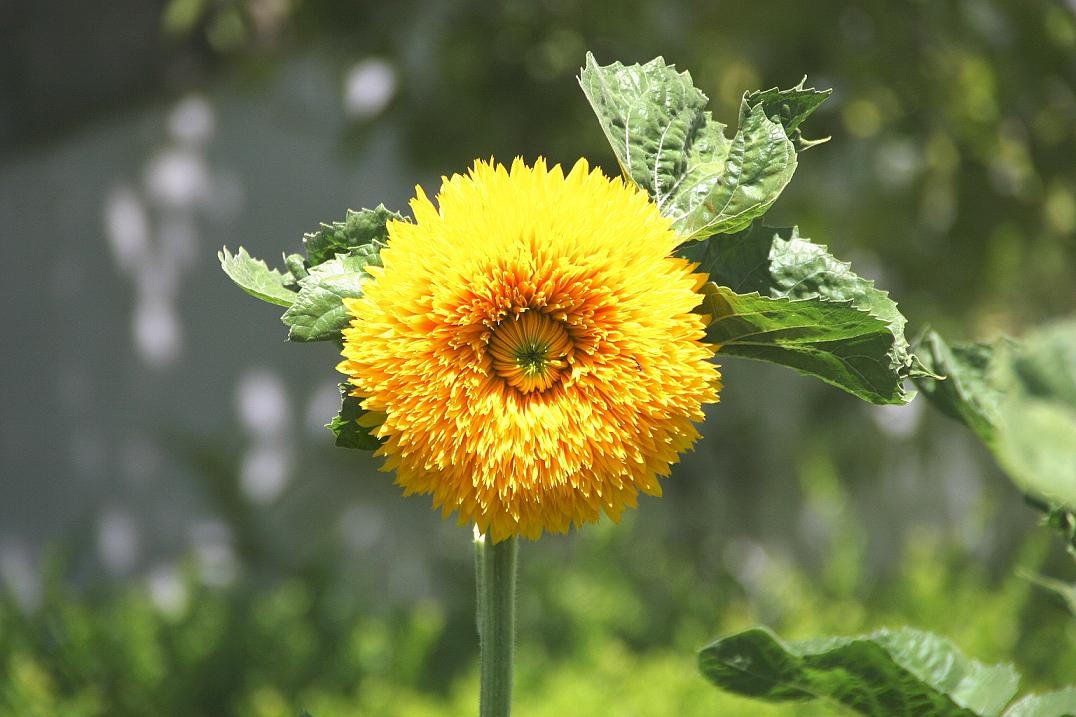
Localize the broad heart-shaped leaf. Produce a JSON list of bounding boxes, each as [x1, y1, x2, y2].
[[1003, 689, 1076, 717], [302, 205, 401, 267], [218, 246, 297, 307], [683, 225, 921, 404], [326, 384, 381, 451], [914, 320, 1076, 511], [280, 246, 382, 342], [699, 626, 1020, 717], [578, 53, 799, 240], [741, 78, 832, 151]]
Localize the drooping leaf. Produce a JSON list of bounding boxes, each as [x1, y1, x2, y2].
[[681, 224, 923, 403], [280, 246, 382, 342], [915, 330, 1006, 446], [578, 53, 798, 240], [741, 78, 832, 150], [1002, 689, 1076, 717], [699, 626, 1020, 717], [218, 246, 297, 307], [994, 321, 1076, 509], [303, 205, 402, 267], [326, 384, 382, 451], [914, 320, 1076, 511]]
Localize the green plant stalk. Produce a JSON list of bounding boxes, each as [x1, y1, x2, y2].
[[474, 529, 518, 717]]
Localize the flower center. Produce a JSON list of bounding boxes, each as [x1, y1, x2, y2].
[[489, 311, 572, 393]]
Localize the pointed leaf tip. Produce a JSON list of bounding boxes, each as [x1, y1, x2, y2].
[[740, 80, 832, 150], [219, 246, 297, 307]]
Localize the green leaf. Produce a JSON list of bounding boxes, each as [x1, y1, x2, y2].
[[700, 287, 910, 404], [684, 225, 921, 404], [686, 224, 918, 362], [284, 253, 309, 281], [280, 246, 381, 342], [578, 53, 798, 240], [741, 78, 832, 150], [915, 330, 1006, 446], [915, 320, 1076, 511], [994, 321, 1076, 509], [1003, 689, 1076, 717], [327, 384, 382, 451], [699, 626, 1020, 717], [218, 246, 297, 307], [302, 205, 402, 267]]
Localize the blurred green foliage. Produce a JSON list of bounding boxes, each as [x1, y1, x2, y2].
[[3, 512, 1074, 716]]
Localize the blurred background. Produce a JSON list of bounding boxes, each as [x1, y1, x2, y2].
[[2, 0, 1076, 714]]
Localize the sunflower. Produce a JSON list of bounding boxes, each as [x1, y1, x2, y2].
[[338, 158, 720, 541]]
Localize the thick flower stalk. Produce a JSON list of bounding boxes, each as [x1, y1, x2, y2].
[[338, 158, 720, 542]]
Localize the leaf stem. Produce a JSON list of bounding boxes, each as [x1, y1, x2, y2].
[[474, 528, 518, 717]]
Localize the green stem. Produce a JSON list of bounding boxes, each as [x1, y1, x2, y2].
[[474, 530, 518, 717]]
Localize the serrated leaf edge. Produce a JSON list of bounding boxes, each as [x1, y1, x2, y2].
[[218, 245, 297, 308]]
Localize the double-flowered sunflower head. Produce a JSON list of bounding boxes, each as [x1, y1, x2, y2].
[[339, 158, 721, 541]]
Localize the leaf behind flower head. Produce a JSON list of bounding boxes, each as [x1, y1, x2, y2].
[[281, 247, 383, 342], [302, 205, 402, 267], [686, 224, 924, 405]]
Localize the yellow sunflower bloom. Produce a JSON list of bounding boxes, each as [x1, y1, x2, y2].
[[338, 158, 721, 541]]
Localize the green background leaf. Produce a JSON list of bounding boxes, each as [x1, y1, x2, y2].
[[914, 319, 1076, 511], [994, 325, 1076, 511], [915, 330, 1005, 446], [699, 626, 1020, 717], [579, 53, 797, 240], [218, 246, 297, 307]]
